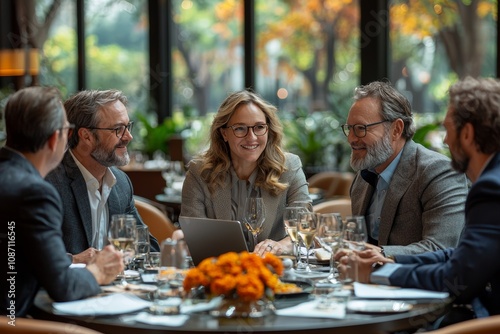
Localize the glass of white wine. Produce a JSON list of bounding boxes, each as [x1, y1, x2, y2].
[[243, 197, 266, 251], [283, 206, 307, 269], [108, 214, 137, 285], [297, 211, 318, 273]]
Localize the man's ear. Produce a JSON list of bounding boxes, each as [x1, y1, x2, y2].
[[460, 122, 475, 150], [46, 131, 59, 152], [79, 127, 93, 143], [392, 118, 404, 140]]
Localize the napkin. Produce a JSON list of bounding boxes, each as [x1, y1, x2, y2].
[[53, 293, 152, 316], [124, 312, 189, 327], [315, 248, 331, 261], [353, 282, 449, 299], [180, 296, 224, 314], [275, 299, 346, 319]]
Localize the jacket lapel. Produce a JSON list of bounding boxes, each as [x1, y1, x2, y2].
[[64, 153, 94, 246], [378, 141, 415, 244]]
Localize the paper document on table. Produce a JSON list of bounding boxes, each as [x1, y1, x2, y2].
[[53, 293, 152, 316], [354, 282, 449, 299], [275, 299, 346, 319]]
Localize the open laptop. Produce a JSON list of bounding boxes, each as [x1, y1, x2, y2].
[[178, 216, 249, 265]]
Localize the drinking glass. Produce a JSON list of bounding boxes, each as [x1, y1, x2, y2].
[[340, 215, 367, 283], [316, 213, 344, 284], [343, 215, 368, 251], [283, 206, 307, 269], [288, 200, 313, 270], [289, 200, 314, 213], [297, 211, 318, 273], [135, 225, 151, 262], [243, 197, 266, 251], [108, 214, 137, 285]]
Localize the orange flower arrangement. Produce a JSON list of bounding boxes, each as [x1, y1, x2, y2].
[[183, 251, 284, 301]]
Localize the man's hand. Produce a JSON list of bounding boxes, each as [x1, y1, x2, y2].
[[336, 249, 394, 283], [86, 245, 124, 285], [72, 247, 99, 264]]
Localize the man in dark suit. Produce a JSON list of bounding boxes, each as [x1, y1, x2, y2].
[[0, 87, 123, 318], [342, 77, 500, 318], [341, 81, 468, 257], [46, 90, 159, 264]]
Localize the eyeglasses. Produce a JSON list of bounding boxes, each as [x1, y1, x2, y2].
[[341, 120, 390, 138], [224, 123, 269, 138], [86, 121, 134, 138]]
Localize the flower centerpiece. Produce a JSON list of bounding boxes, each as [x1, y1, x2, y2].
[[183, 251, 284, 317]]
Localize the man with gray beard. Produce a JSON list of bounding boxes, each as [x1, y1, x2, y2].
[[339, 81, 468, 258], [46, 90, 159, 263]]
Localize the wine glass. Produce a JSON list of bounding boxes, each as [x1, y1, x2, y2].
[[243, 197, 266, 251], [297, 211, 318, 273], [283, 206, 307, 269], [289, 200, 314, 213], [288, 200, 313, 269], [316, 213, 344, 284], [135, 225, 151, 263], [108, 214, 137, 285], [340, 215, 367, 283]]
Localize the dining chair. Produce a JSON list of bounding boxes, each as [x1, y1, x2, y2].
[[134, 195, 178, 244], [312, 197, 352, 217], [307, 171, 355, 199], [0, 317, 103, 334], [427, 315, 500, 334]]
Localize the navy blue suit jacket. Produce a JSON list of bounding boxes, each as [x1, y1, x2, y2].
[[45, 151, 160, 255], [0, 147, 101, 317], [390, 152, 500, 315]]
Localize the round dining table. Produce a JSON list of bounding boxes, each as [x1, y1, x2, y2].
[[32, 288, 450, 334]]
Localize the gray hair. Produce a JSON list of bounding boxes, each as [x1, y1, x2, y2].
[[5, 86, 65, 153], [64, 89, 128, 149], [353, 81, 416, 140]]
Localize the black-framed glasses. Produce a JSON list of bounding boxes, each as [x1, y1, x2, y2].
[[224, 123, 269, 138], [86, 121, 134, 138], [341, 120, 390, 138]]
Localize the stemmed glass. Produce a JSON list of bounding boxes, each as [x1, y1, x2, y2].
[[288, 200, 313, 270], [340, 215, 367, 283], [108, 214, 137, 285], [316, 213, 344, 284], [283, 206, 307, 269], [297, 211, 318, 273], [243, 197, 266, 251]]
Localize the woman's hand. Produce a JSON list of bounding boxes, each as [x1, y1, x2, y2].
[[253, 237, 292, 257]]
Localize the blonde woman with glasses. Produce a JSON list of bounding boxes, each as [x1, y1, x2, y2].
[[176, 90, 311, 257]]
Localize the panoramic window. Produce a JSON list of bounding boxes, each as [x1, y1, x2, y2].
[[171, 0, 244, 116], [389, 0, 497, 114]]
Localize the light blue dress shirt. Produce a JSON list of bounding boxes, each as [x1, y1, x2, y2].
[[365, 150, 403, 241]]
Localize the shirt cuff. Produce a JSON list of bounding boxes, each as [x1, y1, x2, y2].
[[370, 263, 401, 285]]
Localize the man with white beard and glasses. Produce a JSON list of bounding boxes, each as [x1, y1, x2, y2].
[[339, 81, 468, 259], [46, 90, 159, 264]]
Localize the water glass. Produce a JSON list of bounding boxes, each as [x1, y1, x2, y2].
[[135, 225, 151, 261]]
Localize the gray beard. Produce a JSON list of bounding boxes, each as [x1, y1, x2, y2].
[[91, 139, 130, 167], [350, 134, 393, 171]]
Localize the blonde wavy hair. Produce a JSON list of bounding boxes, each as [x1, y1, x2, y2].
[[197, 90, 288, 196]]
